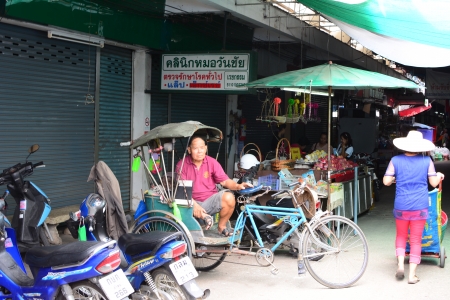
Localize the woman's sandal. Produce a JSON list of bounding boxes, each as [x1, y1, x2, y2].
[[408, 276, 420, 284], [203, 215, 213, 230], [395, 269, 404, 280]]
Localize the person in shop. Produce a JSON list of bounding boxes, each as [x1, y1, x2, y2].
[[437, 128, 448, 147], [334, 132, 353, 159], [176, 135, 253, 237], [297, 135, 310, 155], [271, 124, 287, 150], [310, 132, 328, 153], [383, 131, 445, 284]]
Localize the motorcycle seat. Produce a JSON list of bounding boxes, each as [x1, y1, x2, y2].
[[118, 231, 182, 257], [24, 241, 107, 268]]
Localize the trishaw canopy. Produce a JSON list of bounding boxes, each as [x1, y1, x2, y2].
[[131, 121, 223, 149]]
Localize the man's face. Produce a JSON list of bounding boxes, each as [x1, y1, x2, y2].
[[319, 134, 327, 144], [188, 138, 207, 161]]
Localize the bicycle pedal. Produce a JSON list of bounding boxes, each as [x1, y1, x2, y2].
[[271, 268, 279, 275]]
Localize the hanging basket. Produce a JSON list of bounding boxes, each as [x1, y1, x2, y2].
[[285, 114, 300, 124], [238, 143, 264, 172], [269, 116, 286, 123], [271, 138, 296, 171]]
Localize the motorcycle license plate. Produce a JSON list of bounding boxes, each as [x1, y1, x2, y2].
[[169, 256, 199, 285], [98, 269, 134, 300]]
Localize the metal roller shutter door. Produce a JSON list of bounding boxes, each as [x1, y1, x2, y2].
[[0, 23, 95, 215], [150, 54, 169, 129], [171, 94, 227, 167], [98, 46, 132, 210]]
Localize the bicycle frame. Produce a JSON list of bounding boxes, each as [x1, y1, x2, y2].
[[234, 205, 306, 253], [232, 201, 338, 258]]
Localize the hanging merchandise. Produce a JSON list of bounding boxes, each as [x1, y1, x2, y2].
[[294, 99, 300, 115], [314, 103, 321, 123], [149, 152, 162, 174], [285, 98, 300, 123], [239, 118, 247, 141], [273, 97, 282, 116], [256, 91, 287, 124], [237, 117, 247, 156], [270, 97, 286, 123]]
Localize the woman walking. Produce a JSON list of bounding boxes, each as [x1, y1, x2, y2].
[[383, 131, 444, 284]]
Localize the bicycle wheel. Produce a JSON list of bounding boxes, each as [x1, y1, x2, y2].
[[302, 215, 369, 288], [193, 245, 227, 272], [152, 267, 189, 300], [131, 216, 193, 259]]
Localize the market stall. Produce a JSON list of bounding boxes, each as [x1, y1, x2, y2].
[[246, 148, 375, 220], [244, 61, 421, 213]]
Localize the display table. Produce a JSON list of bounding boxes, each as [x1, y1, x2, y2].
[[256, 167, 373, 221]]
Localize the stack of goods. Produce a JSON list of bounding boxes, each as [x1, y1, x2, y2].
[[313, 155, 358, 171], [303, 150, 327, 163]]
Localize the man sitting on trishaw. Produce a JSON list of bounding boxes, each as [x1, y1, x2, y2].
[[176, 135, 253, 237]]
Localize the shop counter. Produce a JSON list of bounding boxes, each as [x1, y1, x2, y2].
[[255, 167, 373, 221], [333, 173, 373, 220]]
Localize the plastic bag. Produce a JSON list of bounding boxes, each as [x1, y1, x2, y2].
[[78, 217, 87, 241]]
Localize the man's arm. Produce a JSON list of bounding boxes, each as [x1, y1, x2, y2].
[[220, 178, 253, 190]]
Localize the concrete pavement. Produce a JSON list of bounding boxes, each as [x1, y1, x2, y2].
[[195, 161, 450, 299]]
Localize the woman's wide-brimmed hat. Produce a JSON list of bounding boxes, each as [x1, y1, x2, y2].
[[393, 130, 435, 152]]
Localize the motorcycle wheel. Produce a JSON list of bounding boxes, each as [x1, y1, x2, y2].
[[39, 227, 50, 246], [152, 268, 189, 300], [131, 216, 193, 258], [56, 280, 107, 300], [193, 245, 227, 272]]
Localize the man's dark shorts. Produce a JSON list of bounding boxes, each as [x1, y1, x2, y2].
[[197, 190, 232, 215]]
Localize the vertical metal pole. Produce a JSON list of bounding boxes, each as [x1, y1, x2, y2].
[[327, 86, 332, 210], [222, 12, 229, 50], [94, 47, 101, 164], [353, 166, 359, 225]]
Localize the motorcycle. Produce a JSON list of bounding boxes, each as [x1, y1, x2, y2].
[[67, 162, 209, 300], [0, 144, 52, 252], [0, 199, 133, 299], [353, 150, 382, 202]]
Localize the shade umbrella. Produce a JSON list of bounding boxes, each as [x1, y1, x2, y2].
[[245, 62, 420, 90], [398, 105, 432, 117], [244, 61, 421, 213]]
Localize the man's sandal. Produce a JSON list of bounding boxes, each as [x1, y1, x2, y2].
[[203, 215, 213, 230], [220, 228, 234, 237]]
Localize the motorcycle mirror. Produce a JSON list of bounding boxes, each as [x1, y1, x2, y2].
[[26, 144, 40, 162], [29, 144, 40, 154]]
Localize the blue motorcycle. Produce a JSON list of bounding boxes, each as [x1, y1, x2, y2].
[[0, 205, 132, 299], [67, 162, 209, 300], [0, 144, 53, 252]]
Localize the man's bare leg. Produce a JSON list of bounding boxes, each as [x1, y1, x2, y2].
[[218, 192, 235, 235]]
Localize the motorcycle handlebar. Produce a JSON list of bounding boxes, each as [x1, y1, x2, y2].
[[0, 161, 44, 185], [33, 161, 44, 168]]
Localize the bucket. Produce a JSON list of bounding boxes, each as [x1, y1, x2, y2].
[[441, 211, 448, 243]]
